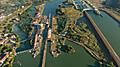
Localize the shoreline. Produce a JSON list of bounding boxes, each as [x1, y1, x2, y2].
[[67, 38, 105, 61], [99, 8, 120, 23], [84, 11, 120, 66]]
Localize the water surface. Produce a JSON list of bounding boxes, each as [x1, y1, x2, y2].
[[88, 11, 120, 56]]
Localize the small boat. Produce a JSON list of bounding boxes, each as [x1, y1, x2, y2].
[[100, 14, 103, 17]]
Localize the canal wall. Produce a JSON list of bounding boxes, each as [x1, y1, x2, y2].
[[84, 11, 120, 67], [100, 9, 120, 23], [41, 40, 48, 67]]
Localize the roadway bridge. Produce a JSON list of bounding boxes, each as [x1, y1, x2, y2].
[[84, 11, 120, 67]]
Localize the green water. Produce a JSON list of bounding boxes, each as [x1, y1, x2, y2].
[[13, 0, 103, 67], [88, 11, 120, 56], [13, 41, 97, 67], [46, 41, 98, 67], [13, 52, 40, 67], [13, 0, 120, 67], [43, 0, 65, 16]]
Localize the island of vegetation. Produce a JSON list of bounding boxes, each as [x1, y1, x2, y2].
[[0, 0, 116, 67], [49, 0, 115, 66]]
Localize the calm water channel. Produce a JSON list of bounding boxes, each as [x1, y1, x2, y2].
[[13, 0, 120, 67], [87, 11, 120, 56]]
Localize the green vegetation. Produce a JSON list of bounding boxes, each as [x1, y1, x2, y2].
[[59, 44, 75, 54], [57, 16, 67, 33], [18, 5, 36, 35], [55, 2, 115, 66], [0, 0, 45, 67], [0, 19, 13, 33], [0, 36, 17, 67], [56, 7, 82, 22], [62, 21, 105, 61], [56, 6, 82, 33], [0, 1, 34, 67], [2, 49, 16, 67]]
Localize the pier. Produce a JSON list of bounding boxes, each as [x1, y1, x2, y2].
[[84, 11, 120, 66]]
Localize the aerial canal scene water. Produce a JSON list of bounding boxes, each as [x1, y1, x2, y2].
[[1, 0, 120, 67]]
